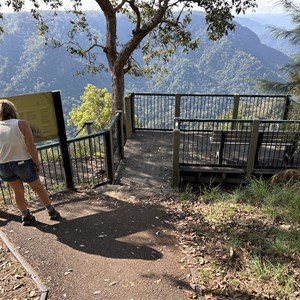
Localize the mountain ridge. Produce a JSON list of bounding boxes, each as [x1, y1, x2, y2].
[[0, 11, 291, 116]]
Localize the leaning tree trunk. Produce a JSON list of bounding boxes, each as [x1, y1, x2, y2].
[[111, 69, 127, 138], [111, 69, 125, 115]]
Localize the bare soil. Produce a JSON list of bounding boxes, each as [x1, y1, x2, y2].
[[1, 131, 299, 299], [1, 185, 300, 299], [0, 238, 40, 300]]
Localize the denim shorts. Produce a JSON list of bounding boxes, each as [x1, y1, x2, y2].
[[0, 159, 38, 183]]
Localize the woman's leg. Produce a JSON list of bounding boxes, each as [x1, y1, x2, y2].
[[27, 177, 51, 207], [28, 177, 59, 220], [7, 179, 28, 213]]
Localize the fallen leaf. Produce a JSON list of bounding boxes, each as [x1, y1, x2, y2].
[[229, 246, 235, 257]]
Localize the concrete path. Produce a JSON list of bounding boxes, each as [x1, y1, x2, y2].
[[116, 131, 174, 189]]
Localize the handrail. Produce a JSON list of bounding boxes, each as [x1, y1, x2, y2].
[[130, 92, 290, 97], [1, 111, 125, 205], [172, 117, 300, 187], [128, 93, 293, 132]]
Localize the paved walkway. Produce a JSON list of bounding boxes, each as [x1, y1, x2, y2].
[[1, 132, 196, 300], [116, 131, 174, 188]]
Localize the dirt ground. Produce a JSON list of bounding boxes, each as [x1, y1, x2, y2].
[[2, 184, 300, 300], [0, 131, 184, 300], [2, 131, 298, 300], [0, 185, 199, 300], [0, 235, 40, 300]]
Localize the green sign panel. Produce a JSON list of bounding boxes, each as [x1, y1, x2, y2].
[[4, 92, 58, 142]]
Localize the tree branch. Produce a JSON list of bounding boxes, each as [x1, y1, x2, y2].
[[95, 0, 118, 69], [129, 0, 141, 34], [114, 0, 127, 12], [115, 2, 168, 73]]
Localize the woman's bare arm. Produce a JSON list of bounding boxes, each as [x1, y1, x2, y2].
[[18, 120, 40, 168]]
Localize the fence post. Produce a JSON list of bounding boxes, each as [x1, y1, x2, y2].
[[130, 93, 136, 132], [175, 94, 181, 118], [172, 118, 181, 188], [232, 94, 240, 129], [84, 121, 94, 157], [246, 119, 260, 177], [104, 130, 114, 182], [124, 96, 133, 139], [283, 95, 291, 120], [116, 110, 125, 159], [52, 91, 74, 189]]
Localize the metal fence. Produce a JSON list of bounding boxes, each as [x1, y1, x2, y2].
[[130, 93, 176, 130], [129, 93, 293, 131], [172, 118, 300, 185], [1, 93, 297, 199], [0, 112, 124, 205]]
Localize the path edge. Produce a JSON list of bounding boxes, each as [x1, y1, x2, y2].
[[0, 229, 49, 300]]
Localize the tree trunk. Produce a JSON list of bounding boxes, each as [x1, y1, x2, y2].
[[111, 69, 125, 114]]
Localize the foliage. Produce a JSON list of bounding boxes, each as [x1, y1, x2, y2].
[[248, 255, 296, 294], [256, 0, 300, 101], [177, 178, 300, 298], [68, 84, 112, 133], [220, 108, 241, 120], [0, 12, 289, 107], [236, 177, 300, 222], [0, 0, 259, 112]]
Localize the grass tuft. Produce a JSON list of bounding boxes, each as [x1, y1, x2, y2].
[[177, 177, 300, 298]]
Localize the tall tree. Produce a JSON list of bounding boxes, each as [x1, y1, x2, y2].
[[256, 0, 300, 101], [0, 0, 258, 113]]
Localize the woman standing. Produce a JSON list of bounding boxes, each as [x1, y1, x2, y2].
[[0, 99, 59, 225]]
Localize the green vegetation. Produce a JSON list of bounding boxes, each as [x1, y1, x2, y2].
[[0, 0, 259, 113], [236, 178, 300, 222], [178, 178, 300, 298], [0, 12, 290, 113], [256, 0, 300, 102], [68, 84, 112, 133]]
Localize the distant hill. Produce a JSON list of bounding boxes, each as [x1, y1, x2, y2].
[[0, 11, 292, 117], [136, 12, 291, 94], [236, 14, 297, 56]]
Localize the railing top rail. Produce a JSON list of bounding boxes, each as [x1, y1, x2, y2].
[[239, 94, 290, 98], [128, 92, 177, 96], [106, 111, 121, 129], [37, 141, 60, 151], [68, 131, 108, 143], [259, 119, 300, 124], [175, 118, 253, 122], [175, 118, 300, 123], [129, 93, 291, 98]]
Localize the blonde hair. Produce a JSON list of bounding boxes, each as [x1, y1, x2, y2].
[[0, 99, 19, 121]]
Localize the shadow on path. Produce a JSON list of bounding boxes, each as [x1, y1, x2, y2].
[[1, 192, 176, 261]]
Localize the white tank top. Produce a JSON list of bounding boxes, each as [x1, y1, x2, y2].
[[0, 119, 32, 163]]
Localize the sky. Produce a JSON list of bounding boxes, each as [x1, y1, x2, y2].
[[253, 0, 300, 14], [0, 0, 298, 15]]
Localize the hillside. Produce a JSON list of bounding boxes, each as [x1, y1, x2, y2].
[[140, 17, 290, 94], [236, 14, 297, 56], [0, 11, 291, 116]]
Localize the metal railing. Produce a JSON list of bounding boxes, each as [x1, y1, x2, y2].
[[172, 118, 300, 186], [0, 112, 124, 205], [1, 93, 297, 200], [128, 93, 293, 131]]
